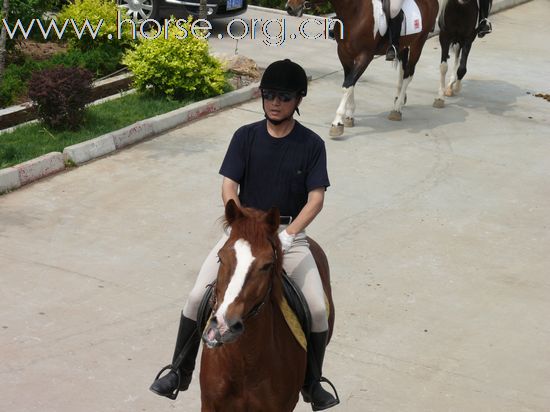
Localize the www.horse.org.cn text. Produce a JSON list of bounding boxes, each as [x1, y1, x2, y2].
[[1, 13, 344, 47]]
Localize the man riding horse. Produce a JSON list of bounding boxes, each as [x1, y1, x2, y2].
[[150, 59, 339, 411], [385, 0, 492, 61]]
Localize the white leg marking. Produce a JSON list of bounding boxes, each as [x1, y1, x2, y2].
[[345, 87, 356, 119], [333, 86, 354, 126], [396, 64, 404, 100], [438, 61, 448, 100], [216, 239, 255, 323], [393, 76, 412, 113], [447, 45, 460, 92]]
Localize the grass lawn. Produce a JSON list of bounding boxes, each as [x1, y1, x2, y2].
[[0, 92, 193, 169]]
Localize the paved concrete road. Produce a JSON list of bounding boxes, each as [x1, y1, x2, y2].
[[1, 1, 549, 411]]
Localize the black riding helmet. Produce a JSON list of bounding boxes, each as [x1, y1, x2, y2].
[[260, 59, 308, 97]]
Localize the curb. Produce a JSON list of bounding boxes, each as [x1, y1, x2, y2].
[[0, 82, 260, 194], [0, 0, 532, 195]]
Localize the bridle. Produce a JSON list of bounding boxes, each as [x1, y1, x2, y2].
[[210, 235, 280, 322]]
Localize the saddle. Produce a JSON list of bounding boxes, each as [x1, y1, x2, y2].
[[197, 272, 313, 350], [374, 0, 423, 37]]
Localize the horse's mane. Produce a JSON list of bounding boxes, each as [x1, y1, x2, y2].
[[223, 207, 284, 305]]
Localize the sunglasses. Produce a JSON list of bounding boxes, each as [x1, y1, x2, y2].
[[261, 90, 297, 102]]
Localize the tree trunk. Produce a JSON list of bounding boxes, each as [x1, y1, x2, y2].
[[199, 0, 207, 20], [0, 0, 10, 81]]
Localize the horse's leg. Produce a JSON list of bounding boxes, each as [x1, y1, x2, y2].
[[434, 34, 451, 108], [389, 48, 410, 120], [445, 43, 461, 97], [394, 51, 406, 103], [453, 39, 473, 94], [344, 87, 355, 128], [330, 48, 372, 137]]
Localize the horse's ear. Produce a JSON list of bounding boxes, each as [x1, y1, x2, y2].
[[225, 199, 243, 224], [265, 207, 280, 234]]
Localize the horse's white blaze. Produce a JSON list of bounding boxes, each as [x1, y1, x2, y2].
[[333, 86, 354, 126], [216, 239, 255, 323]]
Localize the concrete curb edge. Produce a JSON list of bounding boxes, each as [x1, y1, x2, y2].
[[1, 82, 260, 194]]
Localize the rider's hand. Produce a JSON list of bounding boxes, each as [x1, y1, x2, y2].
[[278, 230, 295, 254]]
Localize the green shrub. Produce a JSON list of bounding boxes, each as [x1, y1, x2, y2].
[[2, 0, 58, 46], [122, 18, 227, 100], [28, 66, 93, 130], [56, 0, 133, 52], [0, 59, 43, 108], [49, 44, 124, 77]]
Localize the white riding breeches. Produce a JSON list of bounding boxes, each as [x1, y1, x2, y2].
[[183, 228, 329, 333], [390, 0, 405, 18]]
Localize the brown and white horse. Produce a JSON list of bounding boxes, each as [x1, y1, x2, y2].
[[286, 0, 439, 136], [200, 200, 335, 412], [433, 0, 479, 108]]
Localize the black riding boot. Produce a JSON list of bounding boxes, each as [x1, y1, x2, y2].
[[477, 0, 492, 37], [386, 11, 404, 61], [301, 332, 340, 411], [149, 313, 201, 400]]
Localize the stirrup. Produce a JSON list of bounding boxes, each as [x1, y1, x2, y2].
[[150, 365, 181, 400], [318, 377, 340, 405], [386, 45, 398, 61], [303, 377, 340, 410]]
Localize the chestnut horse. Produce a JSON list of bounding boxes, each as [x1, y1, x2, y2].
[[433, 0, 479, 108], [286, 0, 439, 136], [200, 200, 336, 412]]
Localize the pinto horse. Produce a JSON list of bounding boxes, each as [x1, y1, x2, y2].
[[433, 0, 479, 108], [200, 200, 336, 412], [286, 0, 439, 136]]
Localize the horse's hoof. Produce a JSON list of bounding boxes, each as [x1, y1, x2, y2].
[[444, 88, 454, 97], [433, 98, 445, 108], [453, 83, 462, 94], [329, 124, 344, 137], [343, 117, 354, 127], [388, 111, 402, 121]]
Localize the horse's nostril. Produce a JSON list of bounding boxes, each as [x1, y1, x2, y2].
[[230, 320, 244, 334]]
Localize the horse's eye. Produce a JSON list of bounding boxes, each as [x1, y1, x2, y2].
[[260, 262, 273, 272], [217, 255, 222, 265]]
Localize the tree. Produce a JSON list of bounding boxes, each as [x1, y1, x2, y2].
[[199, 0, 207, 20], [0, 0, 9, 81]]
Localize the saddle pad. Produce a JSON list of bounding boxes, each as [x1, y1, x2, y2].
[[280, 296, 308, 351], [373, 0, 423, 37], [279, 293, 331, 353]]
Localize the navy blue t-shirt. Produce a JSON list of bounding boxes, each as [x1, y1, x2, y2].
[[219, 120, 330, 219]]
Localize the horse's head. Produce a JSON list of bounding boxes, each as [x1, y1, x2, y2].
[[285, 0, 307, 17], [203, 200, 283, 348]]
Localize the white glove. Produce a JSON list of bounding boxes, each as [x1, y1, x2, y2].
[[278, 230, 295, 254]]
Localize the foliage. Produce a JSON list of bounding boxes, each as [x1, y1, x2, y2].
[[0, 92, 193, 168], [249, 0, 333, 14], [3, 0, 58, 46], [0, 58, 42, 107], [28, 66, 93, 130], [0, 43, 122, 108], [123, 18, 227, 100], [49, 44, 124, 76], [56, 0, 133, 52]]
